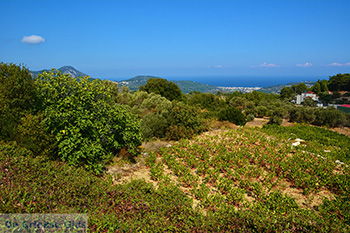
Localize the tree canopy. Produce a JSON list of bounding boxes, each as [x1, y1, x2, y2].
[[140, 78, 182, 101], [328, 73, 350, 91], [0, 63, 38, 140], [37, 71, 142, 173]]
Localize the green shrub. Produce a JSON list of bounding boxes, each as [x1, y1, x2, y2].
[[268, 115, 282, 125], [141, 113, 168, 140], [37, 72, 142, 173], [246, 114, 255, 122], [289, 107, 316, 123], [313, 108, 347, 127], [254, 106, 268, 118], [218, 107, 247, 126], [140, 78, 182, 101], [0, 64, 38, 140], [164, 102, 205, 140], [15, 113, 55, 156]]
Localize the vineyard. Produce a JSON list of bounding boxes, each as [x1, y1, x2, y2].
[[145, 125, 350, 231], [1, 124, 349, 231]]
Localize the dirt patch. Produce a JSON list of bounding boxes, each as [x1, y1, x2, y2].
[[245, 118, 269, 128], [208, 120, 238, 130], [281, 119, 295, 127], [331, 127, 350, 137], [141, 140, 173, 153], [271, 179, 335, 208], [107, 158, 157, 186]]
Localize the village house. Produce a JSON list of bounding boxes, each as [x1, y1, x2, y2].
[[295, 91, 320, 105]]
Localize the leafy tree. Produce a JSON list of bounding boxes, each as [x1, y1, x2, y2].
[[280, 87, 295, 100], [328, 73, 350, 91], [37, 71, 142, 173], [15, 113, 55, 155], [140, 78, 182, 101], [289, 108, 316, 123], [164, 102, 205, 139], [0, 63, 38, 140], [268, 115, 282, 125], [291, 83, 308, 94], [186, 92, 225, 111], [302, 97, 317, 107], [229, 96, 254, 110], [313, 108, 347, 127], [319, 80, 329, 92], [311, 82, 321, 94], [218, 107, 247, 126]]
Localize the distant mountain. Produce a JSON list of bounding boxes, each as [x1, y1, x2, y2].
[[118, 75, 221, 93], [259, 81, 316, 94], [30, 66, 87, 78]]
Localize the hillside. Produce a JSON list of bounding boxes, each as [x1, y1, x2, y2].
[[30, 66, 87, 78], [2, 124, 349, 231], [119, 75, 221, 93], [259, 81, 316, 93]]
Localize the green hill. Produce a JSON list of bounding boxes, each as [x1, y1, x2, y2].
[[259, 81, 316, 94], [118, 75, 220, 93]]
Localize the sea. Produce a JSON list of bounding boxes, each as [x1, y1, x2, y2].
[[166, 76, 321, 87]]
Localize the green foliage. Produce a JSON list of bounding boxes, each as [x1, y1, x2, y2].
[[0, 63, 38, 140], [302, 97, 317, 107], [262, 124, 350, 162], [186, 92, 225, 112], [320, 80, 329, 92], [311, 82, 321, 94], [289, 106, 348, 128], [0, 143, 201, 232], [254, 106, 268, 118], [15, 113, 55, 156], [117, 91, 205, 140], [164, 102, 205, 140], [289, 107, 316, 123], [37, 71, 142, 173], [328, 73, 350, 91], [140, 78, 182, 101], [218, 107, 247, 126], [150, 127, 350, 232], [313, 108, 348, 127], [268, 115, 282, 125], [141, 113, 168, 139], [291, 83, 308, 94], [280, 86, 295, 100]]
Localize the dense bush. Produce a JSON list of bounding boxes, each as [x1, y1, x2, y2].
[[289, 107, 316, 123], [313, 108, 348, 127], [289, 106, 348, 127], [37, 71, 142, 173], [164, 102, 206, 140], [15, 113, 55, 156], [0, 64, 38, 140], [328, 73, 350, 91], [117, 91, 205, 140], [218, 107, 247, 126], [140, 78, 182, 101], [268, 115, 283, 125], [186, 92, 226, 112]]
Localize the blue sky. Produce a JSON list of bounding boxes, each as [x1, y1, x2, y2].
[[1, 0, 350, 81]]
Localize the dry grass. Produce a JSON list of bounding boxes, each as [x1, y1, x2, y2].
[[245, 117, 269, 128]]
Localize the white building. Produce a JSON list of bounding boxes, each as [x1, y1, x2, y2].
[[295, 91, 319, 105]]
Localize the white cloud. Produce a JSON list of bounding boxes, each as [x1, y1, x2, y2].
[[21, 35, 45, 44], [258, 62, 279, 68], [296, 62, 313, 67], [328, 62, 350, 67]]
